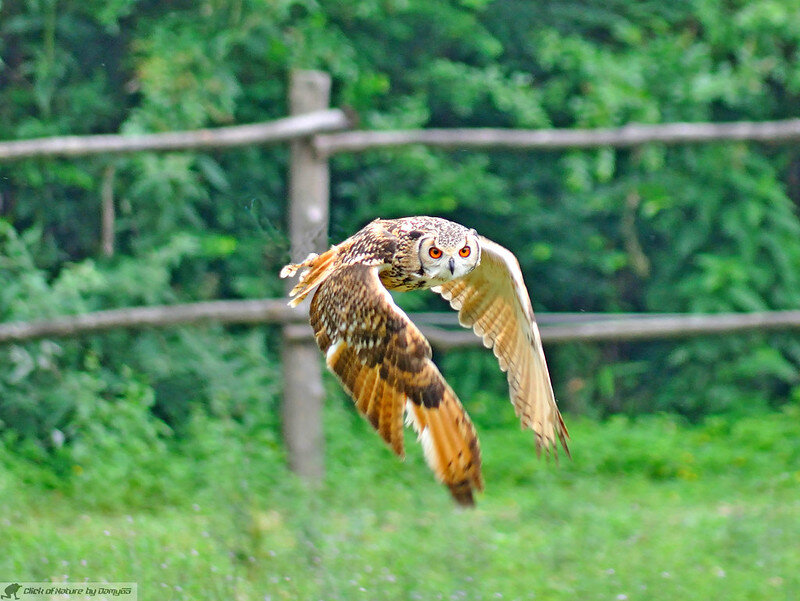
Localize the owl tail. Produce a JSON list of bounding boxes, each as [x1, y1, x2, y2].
[[280, 246, 339, 307], [405, 397, 484, 506]]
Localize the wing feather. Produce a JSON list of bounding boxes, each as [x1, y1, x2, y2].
[[309, 263, 484, 504], [433, 236, 570, 457]]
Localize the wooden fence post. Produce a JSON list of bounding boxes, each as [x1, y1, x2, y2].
[[101, 164, 116, 257], [281, 70, 331, 481]]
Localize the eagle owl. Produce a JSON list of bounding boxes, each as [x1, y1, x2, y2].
[[280, 216, 568, 505]]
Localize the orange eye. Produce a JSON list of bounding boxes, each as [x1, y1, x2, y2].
[[459, 246, 471, 258], [428, 247, 442, 259]]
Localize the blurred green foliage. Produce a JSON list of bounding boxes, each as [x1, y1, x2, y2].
[[2, 0, 800, 462]]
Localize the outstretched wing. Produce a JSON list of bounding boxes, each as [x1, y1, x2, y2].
[[432, 236, 569, 457], [309, 263, 484, 505]]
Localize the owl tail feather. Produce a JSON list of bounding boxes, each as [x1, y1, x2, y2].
[[280, 246, 339, 307], [405, 398, 484, 506]]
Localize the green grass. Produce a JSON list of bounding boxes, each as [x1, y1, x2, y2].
[[1, 402, 799, 601]]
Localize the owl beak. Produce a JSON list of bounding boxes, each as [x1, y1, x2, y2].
[[448, 257, 455, 274]]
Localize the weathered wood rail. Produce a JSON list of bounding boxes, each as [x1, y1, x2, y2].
[[313, 119, 800, 156], [0, 109, 351, 160], [2, 301, 799, 346]]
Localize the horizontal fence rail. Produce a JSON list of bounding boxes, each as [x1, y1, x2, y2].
[[2, 302, 799, 347], [0, 109, 352, 160], [0, 300, 298, 343], [417, 310, 800, 349], [5, 116, 800, 162], [313, 119, 800, 156]]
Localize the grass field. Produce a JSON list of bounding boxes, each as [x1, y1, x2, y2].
[[2, 401, 799, 601]]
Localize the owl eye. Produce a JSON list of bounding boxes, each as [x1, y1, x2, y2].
[[428, 246, 443, 259], [459, 246, 471, 258]]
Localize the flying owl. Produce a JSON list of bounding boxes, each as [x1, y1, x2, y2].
[[280, 216, 569, 505]]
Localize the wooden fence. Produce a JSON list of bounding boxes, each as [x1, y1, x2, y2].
[[3, 70, 800, 480], [3, 301, 800, 346]]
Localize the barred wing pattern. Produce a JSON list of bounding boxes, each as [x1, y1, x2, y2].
[[433, 237, 569, 457], [309, 263, 484, 504]]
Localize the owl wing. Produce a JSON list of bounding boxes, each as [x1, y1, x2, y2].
[[432, 236, 569, 457], [309, 262, 484, 505]]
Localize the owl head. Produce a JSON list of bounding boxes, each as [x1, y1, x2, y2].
[[417, 227, 481, 280]]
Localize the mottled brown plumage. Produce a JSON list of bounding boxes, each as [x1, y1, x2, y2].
[[280, 216, 568, 505]]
